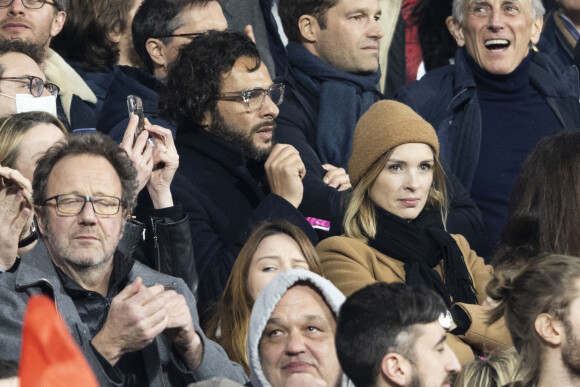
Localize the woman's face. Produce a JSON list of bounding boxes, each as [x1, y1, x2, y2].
[[13, 123, 65, 182], [247, 233, 310, 301], [369, 143, 434, 220]]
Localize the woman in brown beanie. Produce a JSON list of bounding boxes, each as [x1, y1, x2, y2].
[[316, 100, 512, 365]]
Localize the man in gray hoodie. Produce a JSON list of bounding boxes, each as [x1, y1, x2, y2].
[[247, 270, 349, 387]]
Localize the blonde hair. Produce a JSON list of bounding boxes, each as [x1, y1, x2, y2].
[[454, 348, 521, 387], [343, 147, 448, 242], [204, 220, 323, 375], [0, 112, 67, 169]]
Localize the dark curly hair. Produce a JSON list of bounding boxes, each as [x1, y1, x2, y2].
[[33, 132, 138, 214], [51, 0, 138, 71], [132, 0, 212, 73], [278, 0, 339, 43], [159, 30, 261, 132]]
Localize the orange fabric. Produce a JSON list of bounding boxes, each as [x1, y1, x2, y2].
[[19, 295, 99, 387]]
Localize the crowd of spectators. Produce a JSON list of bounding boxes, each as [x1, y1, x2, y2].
[[0, 0, 579, 386]]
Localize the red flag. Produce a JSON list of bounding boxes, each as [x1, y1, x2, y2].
[[19, 295, 99, 387]]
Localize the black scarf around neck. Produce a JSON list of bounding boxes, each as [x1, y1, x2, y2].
[[286, 42, 382, 169], [368, 207, 478, 306]]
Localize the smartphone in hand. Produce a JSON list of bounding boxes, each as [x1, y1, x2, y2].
[[127, 95, 145, 145]]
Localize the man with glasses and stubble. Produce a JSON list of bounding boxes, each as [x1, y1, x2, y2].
[[159, 30, 318, 314], [0, 132, 248, 386], [0, 39, 58, 117], [98, 0, 229, 140], [0, 0, 97, 129]]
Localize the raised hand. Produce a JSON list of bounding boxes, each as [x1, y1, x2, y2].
[[144, 119, 178, 209], [120, 115, 154, 193], [265, 144, 305, 208], [92, 278, 168, 365], [0, 166, 33, 270], [322, 164, 351, 191]]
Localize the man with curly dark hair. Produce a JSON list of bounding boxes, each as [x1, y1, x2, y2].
[[160, 30, 318, 314]]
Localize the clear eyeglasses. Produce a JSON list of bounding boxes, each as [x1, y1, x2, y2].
[[0, 0, 56, 9], [217, 83, 285, 112], [0, 76, 59, 97], [42, 194, 123, 216]]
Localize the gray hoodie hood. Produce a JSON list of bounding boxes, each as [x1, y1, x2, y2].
[[247, 269, 349, 387]]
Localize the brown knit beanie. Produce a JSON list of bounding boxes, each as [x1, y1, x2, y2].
[[348, 100, 440, 187]]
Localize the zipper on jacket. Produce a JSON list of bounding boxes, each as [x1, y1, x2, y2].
[[447, 87, 470, 112], [151, 217, 161, 271]]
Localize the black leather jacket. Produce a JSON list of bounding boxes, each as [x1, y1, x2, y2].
[[117, 203, 198, 297]]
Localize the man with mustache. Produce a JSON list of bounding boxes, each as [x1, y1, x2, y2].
[[0, 132, 248, 386], [159, 30, 317, 313], [336, 282, 461, 387]]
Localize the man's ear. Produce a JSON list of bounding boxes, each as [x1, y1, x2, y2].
[[380, 353, 411, 386], [446, 16, 465, 47], [146, 38, 167, 68], [535, 313, 564, 346], [50, 11, 66, 38], [530, 16, 543, 45], [298, 14, 319, 43]]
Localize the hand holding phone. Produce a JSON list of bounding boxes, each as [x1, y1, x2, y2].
[[127, 95, 145, 145]]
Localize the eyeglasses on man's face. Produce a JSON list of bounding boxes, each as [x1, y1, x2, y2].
[[217, 83, 285, 112], [0, 76, 59, 97], [42, 194, 123, 216], [0, 0, 55, 9], [152, 30, 217, 40]]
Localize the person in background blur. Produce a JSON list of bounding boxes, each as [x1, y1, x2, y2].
[[51, 0, 144, 113]]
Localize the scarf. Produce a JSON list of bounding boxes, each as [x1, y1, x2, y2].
[[368, 206, 478, 306], [286, 42, 382, 169]]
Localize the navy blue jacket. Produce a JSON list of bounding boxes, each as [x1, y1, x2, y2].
[[276, 63, 488, 252], [68, 60, 115, 116], [395, 48, 580, 191], [537, 9, 576, 70], [97, 66, 175, 142], [172, 128, 317, 313]]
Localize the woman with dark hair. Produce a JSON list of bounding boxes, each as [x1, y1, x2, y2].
[[317, 100, 511, 364], [51, 0, 144, 112], [205, 219, 323, 375], [493, 131, 580, 266]]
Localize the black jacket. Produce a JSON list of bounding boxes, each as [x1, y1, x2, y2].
[[172, 128, 317, 312], [118, 203, 198, 296], [97, 66, 175, 142]]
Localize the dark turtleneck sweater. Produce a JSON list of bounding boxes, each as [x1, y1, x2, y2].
[[467, 51, 562, 253]]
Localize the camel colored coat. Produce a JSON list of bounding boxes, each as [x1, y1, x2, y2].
[[317, 234, 512, 364]]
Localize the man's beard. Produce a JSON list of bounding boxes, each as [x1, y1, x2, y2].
[[562, 318, 580, 375], [409, 366, 453, 387], [209, 108, 275, 161], [40, 218, 118, 279]]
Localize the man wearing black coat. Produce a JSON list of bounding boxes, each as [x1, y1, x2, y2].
[[160, 31, 317, 313]]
